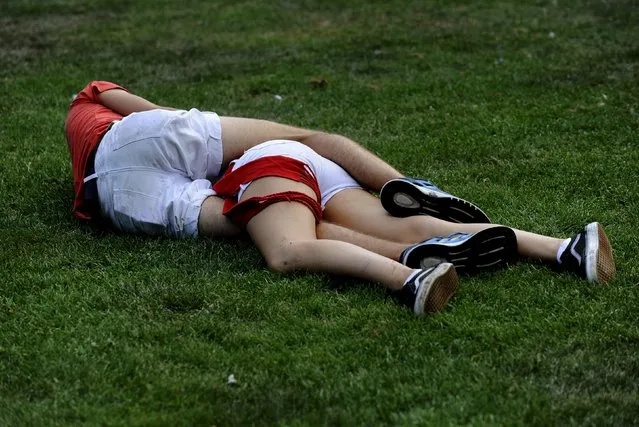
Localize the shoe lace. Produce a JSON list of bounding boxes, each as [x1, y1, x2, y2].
[[403, 177, 453, 197], [427, 232, 470, 244], [412, 179, 438, 189]]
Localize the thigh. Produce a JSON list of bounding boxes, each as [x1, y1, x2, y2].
[[323, 188, 426, 243], [241, 177, 318, 260], [219, 117, 313, 166]]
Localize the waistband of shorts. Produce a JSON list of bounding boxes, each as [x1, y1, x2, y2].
[[84, 121, 117, 180], [82, 121, 117, 220]]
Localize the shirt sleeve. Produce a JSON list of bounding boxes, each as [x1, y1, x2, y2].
[[85, 80, 129, 101]]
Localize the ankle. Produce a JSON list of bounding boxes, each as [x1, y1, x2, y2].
[[556, 238, 571, 264], [402, 269, 422, 287]]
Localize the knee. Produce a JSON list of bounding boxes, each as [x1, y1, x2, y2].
[[264, 241, 304, 274], [396, 216, 447, 243], [387, 216, 430, 243], [316, 222, 330, 239]]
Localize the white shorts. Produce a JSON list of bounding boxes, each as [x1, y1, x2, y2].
[[94, 108, 223, 238], [231, 140, 362, 207]]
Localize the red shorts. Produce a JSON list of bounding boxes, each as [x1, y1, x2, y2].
[[212, 155, 323, 227]]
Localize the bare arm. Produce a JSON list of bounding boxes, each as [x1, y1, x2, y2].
[[298, 132, 402, 192], [98, 89, 177, 116]]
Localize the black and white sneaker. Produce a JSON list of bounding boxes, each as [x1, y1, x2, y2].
[[389, 263, 459, 316], [380, 178, 491, 223], [400, 226, 518, 275], [558, 222, 615, 284]]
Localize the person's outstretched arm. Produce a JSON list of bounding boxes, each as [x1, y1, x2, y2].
[[98, 88, 177, 116], [297, 131, 402, 192]]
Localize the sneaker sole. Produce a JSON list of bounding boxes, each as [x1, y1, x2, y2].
[[404, 226, 518, 275], [585, 222, 616, 284], [380, 179, 491, 223], [414, 263, 459, 316]]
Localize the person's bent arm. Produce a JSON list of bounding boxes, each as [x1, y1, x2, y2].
[[98, 89, 177, 116]]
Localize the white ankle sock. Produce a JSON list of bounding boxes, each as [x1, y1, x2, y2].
[[403, 269, 422, 286], [556, 238, 571, 264]]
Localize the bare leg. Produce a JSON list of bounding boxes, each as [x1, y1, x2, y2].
[[219, 117, 402, 191], [324, 189, 564, 263], [195, 191, 414, 260], [197, 195, 243, 238], [317, 221, 405, 261], [241, 176, 414, 290]]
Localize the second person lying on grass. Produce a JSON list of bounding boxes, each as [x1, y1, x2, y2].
[[212, 139, 616, 316]]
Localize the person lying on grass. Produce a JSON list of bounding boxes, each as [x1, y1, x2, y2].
[[209, 138, 616, 315], [64, 81, 616, 315]]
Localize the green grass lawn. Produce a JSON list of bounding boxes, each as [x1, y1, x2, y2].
[[1, 0, 638, 425]]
